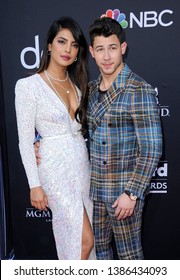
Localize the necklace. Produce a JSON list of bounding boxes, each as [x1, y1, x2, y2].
[[44, 70, 79, 113], [45, 69, 68, 82], [45, 70, 70, 94]]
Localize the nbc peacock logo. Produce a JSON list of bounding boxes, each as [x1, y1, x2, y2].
[[101, 9, 128, 28]]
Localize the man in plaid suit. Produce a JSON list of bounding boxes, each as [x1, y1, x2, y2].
[[87, 17, 162, 259]]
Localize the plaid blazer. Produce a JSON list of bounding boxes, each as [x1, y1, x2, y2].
[[86, 64, 162, 202]]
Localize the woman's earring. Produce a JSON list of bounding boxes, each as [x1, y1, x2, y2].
[[74, 57, 77, 62], [47, 50, 51, 56]]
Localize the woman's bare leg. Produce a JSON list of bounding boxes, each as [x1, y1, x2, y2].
[[81, 207, 94, 260]]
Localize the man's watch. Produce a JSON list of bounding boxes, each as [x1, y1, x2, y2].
[[124, 190, 138, 201]]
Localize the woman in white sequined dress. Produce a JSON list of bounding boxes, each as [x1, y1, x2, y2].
[[15, 17, 94, 260]]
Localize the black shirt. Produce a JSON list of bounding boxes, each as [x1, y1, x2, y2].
[[98, 88, 107, 103]]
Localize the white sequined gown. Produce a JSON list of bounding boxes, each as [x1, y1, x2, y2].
[[15, 74, 94, 260]]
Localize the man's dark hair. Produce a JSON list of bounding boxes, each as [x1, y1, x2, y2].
[[89, 17, 126, 46]]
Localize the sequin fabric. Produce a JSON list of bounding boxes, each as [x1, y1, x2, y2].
[[15, 74, 94, 259]]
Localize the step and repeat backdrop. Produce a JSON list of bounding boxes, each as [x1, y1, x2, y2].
[[0, 0, 179, 259]]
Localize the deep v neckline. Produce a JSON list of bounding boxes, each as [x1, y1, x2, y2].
[[36, 73, 79, 122]]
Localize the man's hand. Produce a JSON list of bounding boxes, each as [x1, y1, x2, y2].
[[30, 186, 48, 211], [112, 193, 136, 220], [34, 141, 41, 165]]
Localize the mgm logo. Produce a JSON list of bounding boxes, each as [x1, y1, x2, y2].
[[26, 208, 52, 222]]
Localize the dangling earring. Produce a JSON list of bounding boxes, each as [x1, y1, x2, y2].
[[74, 57, 77, 62], [47, 50, 51, 56]]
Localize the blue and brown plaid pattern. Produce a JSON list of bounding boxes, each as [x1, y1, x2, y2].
[[87, 64, 162, 202], [93, 199, 144, 260]]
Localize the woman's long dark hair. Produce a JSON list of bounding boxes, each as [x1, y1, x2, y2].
[[37, 17, 89, 134]]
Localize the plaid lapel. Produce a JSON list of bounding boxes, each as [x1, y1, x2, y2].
[[88, 64, 132, 134]]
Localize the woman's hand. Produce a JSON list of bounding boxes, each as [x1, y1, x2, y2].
[[30, 186, 48, 211]]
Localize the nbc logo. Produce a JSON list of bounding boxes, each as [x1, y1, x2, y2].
[[101, 8, 173, 28], [101, 9, 128, 28]]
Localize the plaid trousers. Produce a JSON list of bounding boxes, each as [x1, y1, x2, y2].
[[93, 199, 144, 260]]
